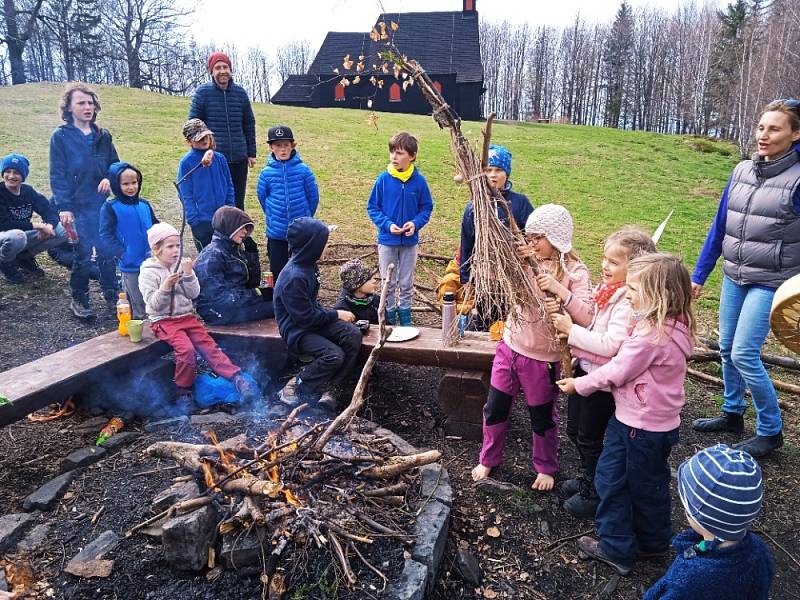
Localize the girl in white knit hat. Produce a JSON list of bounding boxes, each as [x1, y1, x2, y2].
[[472, 204, 593, 491]]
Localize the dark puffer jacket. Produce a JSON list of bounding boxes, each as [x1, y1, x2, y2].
[[49, 123, 119, 213], [194, 208, 265, 324], [274, 218, 338, 352], [189, 79, 256, 164]]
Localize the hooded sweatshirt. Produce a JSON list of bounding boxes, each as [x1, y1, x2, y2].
[[0, 183, 59, 232], [274, 217, 338, 352], [177, 148, 235, 226], [574, 318, 693, 432], [195, 208, 265, 322], [138, 257, 200, 322], [98, 162, 158, 272]]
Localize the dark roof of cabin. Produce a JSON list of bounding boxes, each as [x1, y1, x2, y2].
[[271, 74, 317, 104], [308, 32, 372, 76]]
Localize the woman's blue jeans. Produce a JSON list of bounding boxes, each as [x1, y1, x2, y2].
[[719, 276, 783, 436]]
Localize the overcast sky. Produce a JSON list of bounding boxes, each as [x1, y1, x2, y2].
[[188, 0, 722, 56]]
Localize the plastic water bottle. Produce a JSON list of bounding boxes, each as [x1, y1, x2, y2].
[[442, 292, 456, 346], [64, 221, 79, 245], [117, 292, 131, 336]]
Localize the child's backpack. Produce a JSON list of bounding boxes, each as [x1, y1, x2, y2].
[[194, 371, 260, 409]]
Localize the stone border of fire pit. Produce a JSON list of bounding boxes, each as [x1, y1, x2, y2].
[[355, 420, 451, 600]]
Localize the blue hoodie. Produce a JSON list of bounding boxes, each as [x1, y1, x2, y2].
[[256, 150, 319, 241], [49, 123, 119, 214], [98, 162, 158, 273], [366, 167, 433, 246], [177, 148, 235, 226], [274, 217, 338, 352]]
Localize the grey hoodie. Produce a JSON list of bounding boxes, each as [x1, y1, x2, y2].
[[138, 257, 200, 322]]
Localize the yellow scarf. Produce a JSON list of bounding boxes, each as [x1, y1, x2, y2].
[[387, 163, 415, 183]]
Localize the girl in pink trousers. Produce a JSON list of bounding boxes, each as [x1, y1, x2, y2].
[[471, 204, 593, 491], [557, 253, 695, 576]]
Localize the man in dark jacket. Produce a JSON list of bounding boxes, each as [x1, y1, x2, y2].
[[274, 218, 361, 411], [195, 206, 274, 325], [189, 52, 256, 210]]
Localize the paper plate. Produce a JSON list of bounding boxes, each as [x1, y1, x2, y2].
[[387, 326, 420, 343]]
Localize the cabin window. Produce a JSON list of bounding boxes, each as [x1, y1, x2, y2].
[[433, 81, 443, 94], [389, 82, 401, 102]]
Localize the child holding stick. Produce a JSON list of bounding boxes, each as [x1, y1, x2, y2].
[[552, 227, 656, 518], [557, 253, 695, 575], [472, 204, 593, 491]]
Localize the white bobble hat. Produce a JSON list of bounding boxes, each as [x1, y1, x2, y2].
[[525, 204, 574, 254]]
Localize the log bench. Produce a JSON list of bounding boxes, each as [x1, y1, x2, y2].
[[0, 320, 497, 438]]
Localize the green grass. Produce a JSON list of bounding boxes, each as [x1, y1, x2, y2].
[[0, 83, 737, 309]]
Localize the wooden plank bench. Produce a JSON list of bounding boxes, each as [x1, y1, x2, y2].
[[0, 320, 497, 437]]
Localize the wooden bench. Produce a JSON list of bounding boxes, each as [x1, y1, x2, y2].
[[0, 321, 497, 437]]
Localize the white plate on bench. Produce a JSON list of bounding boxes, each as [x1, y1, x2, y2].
[[387, 326, 420, 343]]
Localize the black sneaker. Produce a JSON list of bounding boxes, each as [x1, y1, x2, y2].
[[70, 296, 96, 319], [16, 254, 44, 277], [692, 412, 744, 434], [0, 260, 24, 284], [561, 477, 583, 496], [577, 536, 632, 576], [732, 431, 783, 458], [103, 288, 120, 307], [564, 480, 600, 520]]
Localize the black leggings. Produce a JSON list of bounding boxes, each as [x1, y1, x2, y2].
[[566, 366, 616, 481]]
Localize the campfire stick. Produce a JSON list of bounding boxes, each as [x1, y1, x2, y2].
[[361, 449, 442, 479], [324, 522, 373, 544], [347, 509, 411, 539], [314, 263, 396, 452], [328, 531, 357, 586], [350, 542, 388, 592], [260, 402, 310, 451], [481, 113, 496, 169], [299, 463, 356, 491], [126, 496, 214, 537], [362, 483, 408, 497]]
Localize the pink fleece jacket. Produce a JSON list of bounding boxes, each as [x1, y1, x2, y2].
[[573, 319, 692, 432], [503, 260, 594, 362], [569, 286, 631, 372]]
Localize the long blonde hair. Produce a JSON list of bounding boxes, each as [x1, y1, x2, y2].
[[627, 253, 695, 339]]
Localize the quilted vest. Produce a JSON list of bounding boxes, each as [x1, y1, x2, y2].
[[722, 150, 800, 287]]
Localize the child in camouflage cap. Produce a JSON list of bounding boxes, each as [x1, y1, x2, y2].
[[334, 258, 381, 324]]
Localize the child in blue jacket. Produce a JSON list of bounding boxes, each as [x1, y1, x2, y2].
[[366, 132, 433, 325], [177, 118, 235, 249], [256, 125, 319, 284], [99, 162, 158, 319]]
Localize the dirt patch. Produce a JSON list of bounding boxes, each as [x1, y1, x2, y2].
[[1, 255, 799, 599]]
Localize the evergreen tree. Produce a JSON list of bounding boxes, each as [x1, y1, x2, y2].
[[603, 1, 634, 128]]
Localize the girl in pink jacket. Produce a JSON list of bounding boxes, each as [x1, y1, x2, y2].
[[471, 204, 593, 491], [557, 253, 695, 576], [551, 227, 656, 519]]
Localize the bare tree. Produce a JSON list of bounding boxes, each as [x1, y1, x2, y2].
[[275, 39, 313, 86], [1, 0, 45, 84]]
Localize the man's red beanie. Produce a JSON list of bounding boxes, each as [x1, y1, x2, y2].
[[207, 51, 232, 72]]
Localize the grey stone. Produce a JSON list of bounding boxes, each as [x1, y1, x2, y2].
[[539, 519, 550, 536], [74, 416, 112, 433], [190, 412, 236, 427], [0, 568, 7, 591], [162, 504, 218, 571], [23, 470, 79, 511], [411, 499, 450, 596], [455, 549, 482, 585], [143, 416, 188, 432], [419, 464, 452, 507], [0, 513, 36, 553], [385, 559, 428, 600], [68, 530, 121, 564], [62, 446, 106, 472], [220, 529, 262, 569], [17, 523, 51, 552], [99, 432, 139, 451], [151, 480, 200, 513]]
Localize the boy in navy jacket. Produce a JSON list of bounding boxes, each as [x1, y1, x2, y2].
[[0, 153, 66, 283], [256, 125, 319, 284], [177, 118, 235, 249], [99, 162, 158, 319], [366, 132, 433, 326], [274, 218, 361, 413]]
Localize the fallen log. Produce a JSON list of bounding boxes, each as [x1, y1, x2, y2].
[[361, 450, 442, 479], [698, 336, 800, 371], [687, 368, 793, 410]]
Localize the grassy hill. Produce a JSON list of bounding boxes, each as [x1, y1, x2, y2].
[[0, 83, 737, 310]]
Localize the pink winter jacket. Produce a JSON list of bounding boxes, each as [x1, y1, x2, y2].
[[503, 260, 594, 363], [569, 286, 631, 372], [573, 318, 692, 432]]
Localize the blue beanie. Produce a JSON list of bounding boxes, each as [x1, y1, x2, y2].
[[1, 153, 30, 181], [487, 144, 511, 177], [678, 444, 763, 541]]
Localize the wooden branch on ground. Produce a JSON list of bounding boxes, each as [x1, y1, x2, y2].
[[360, 450, 442, 479], [698, 336, 800, 371], [417, 253, 451, 263], [413, 288, 441, 314], [687, 368, 793, 409], [362, 483, 408, 497], [313, 264, 396, 452]]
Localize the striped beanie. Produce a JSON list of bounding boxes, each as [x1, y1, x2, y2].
[[678, 443, 763, 541]]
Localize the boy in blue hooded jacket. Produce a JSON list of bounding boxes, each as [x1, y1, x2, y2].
[[256, 125, 319, 284], [99, 162, 158, 319], [366, 132, 433, 326], [274, 217, 361, 412]]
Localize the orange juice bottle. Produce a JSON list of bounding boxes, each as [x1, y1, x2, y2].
[[117, 292, 131, 336], [96, 417, 124, 445]]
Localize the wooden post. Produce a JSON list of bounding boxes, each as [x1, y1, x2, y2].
[[437, 369, 490, 440]]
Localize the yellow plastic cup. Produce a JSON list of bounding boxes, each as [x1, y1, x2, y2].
[[127, 320, 144, 343]]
